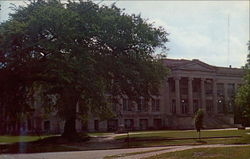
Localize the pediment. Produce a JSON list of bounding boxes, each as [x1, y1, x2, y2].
[[173, 61, 215, 72]]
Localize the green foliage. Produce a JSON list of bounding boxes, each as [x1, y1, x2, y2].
[[244, 41, 250, 69], [236, 70, 250, 124], [194, 109, 204, 133], [0, 0, 169, 136], [236, 41, 250, 125]]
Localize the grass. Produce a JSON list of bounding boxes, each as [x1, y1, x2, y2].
[[104, 148, 170, 159], [0, 143, 80, 154], [87, 132, 113, 137], [0, 134, 89, 154], [143, 146, 250, 159], [0, 135, 86, 154], [1, 129, 250, 154], [0, 135, 54, 144], [116, 130, 247, 139], [116, 129, 250, 147]]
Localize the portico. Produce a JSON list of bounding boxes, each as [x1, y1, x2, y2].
[[164, 59, 243, 115], [161, 59, 244, 129], [168, 77, 220, 115]]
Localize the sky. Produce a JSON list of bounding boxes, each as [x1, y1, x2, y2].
[[0, 0, 249, 68]]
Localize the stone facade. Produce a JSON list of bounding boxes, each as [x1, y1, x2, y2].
[[87, 59, 244, 131], [0, 58, 245, 134]]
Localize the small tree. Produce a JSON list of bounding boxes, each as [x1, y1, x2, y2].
[[194, 109, 204, 139]]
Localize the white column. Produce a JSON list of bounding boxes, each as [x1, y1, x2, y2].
[[213, 79, 218, 114], [201, 78, 206, 112], [175, 77, 181, 114], [224, 83, 228, 100], [224, 83, 228, 112], [188, 77, 193, 114], [166, 80, 170, 115], [119, 97, 124, 126]]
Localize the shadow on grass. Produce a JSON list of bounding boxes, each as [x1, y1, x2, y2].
[[195, 140, 207, 144], [0, 135, 90, 154]]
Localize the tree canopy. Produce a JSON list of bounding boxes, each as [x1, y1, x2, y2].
[[0, 0, 169, 137]]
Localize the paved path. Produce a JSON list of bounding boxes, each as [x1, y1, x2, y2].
[[115, 144, 250, 159], [1, 144, 250, 159]]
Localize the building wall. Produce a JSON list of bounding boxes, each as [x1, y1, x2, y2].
[[86, 59, 245, 131], [0, 59, 245, 134]]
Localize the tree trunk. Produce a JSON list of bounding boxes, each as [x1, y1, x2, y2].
[[61, 88, 79, 139], [62, 116, 77, 138]]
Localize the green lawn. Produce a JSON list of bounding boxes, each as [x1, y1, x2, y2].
[[1, 129, 250, 153], [115, 129, 250, 147], [116, 130, 248, 139], [0, 135, 54, 144], [87, 132, 113, 137], [0, 135, 81, 153], [104, 148, 170, 159], [1, 144, 80, 153], [143, 146, 250, 159]]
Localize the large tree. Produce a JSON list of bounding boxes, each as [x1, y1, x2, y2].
[[0, 0, 169, 138], [235, 41, 250, 126]]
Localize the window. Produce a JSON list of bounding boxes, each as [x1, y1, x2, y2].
[[206, 100, 213, 112], [180, 78, 188, 95], [227, 100, 234, 113], [152, 98, 160, 112], [139, 119, 148, 130], [44, 121, 50, 131], [217, 83, 224, 96], [205, 80, 213, 95], [193, 100, 199, 113], [169, 79, 175, 92], [138, 98, 145, 112], [94, 120, 99, 131], [181, 99, 188, 114], [143, 102, 149, 112], [193, 82, 199, 93], [217, 97, 225, 113], [156, 99, 160, 111], [124, 119, 134, 130], [153, 119, 162, 129], [171, 99, 176, 114], [123, 98, 128, 111], [107, 119, 118, 131], [123, 98, 132, 111], [138, 98, 149, 112], [108, 96, 116, 112], [227, 83, 235, 97]]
